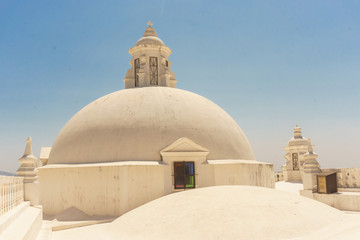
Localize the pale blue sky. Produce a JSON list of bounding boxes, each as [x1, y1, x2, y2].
[[1, 0, 359, 173]]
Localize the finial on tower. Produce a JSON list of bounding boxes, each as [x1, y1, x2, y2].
[[143, 21, 158, 37]]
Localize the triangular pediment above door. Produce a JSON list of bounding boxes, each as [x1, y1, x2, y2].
[[160, 137, 209, 156]]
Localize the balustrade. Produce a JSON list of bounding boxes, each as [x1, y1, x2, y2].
[[0, 176, 24, 216]]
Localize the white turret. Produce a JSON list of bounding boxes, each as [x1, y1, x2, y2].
[[17, 137, 40, 206], [123, 22, 177, 88], [301, 139, 322, 193], [17, 137, 38, 183], [283, 125, 309, 181], [303, 138, 321, 173]]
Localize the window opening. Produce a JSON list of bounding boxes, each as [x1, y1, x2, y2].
[[134, 58, 140, 87], [292, 153, 299, 170], [149, 57, 158, 85], [174, 162, 195, 189]]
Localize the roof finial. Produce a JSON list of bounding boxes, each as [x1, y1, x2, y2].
[[143, 21, 158, 37]]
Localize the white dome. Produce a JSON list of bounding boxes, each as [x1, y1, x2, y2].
[[136, 36, 165, 46], [48, 87, 255, 164]]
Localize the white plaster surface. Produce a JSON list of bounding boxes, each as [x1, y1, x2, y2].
[[39, 147, 51, 166], [275, 181, 303, 195], [39, 163, 165, 216], [39, 159, 274, 216], [304, 214, 360, 240], [51, 186, 353, 240], [0, 202, 29, 234], [312, 192, 360, 211], [48, 87, 255, 164], [0, 205, 42, 240], [24, 182, 39, 206]]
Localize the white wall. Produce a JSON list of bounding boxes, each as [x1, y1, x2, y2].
[[39, 160, 274, 217], [39, 162, 165, 216]]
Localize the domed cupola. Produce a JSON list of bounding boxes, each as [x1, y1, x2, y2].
[[123, 21, 177, 88], [136, 23, 164, 46]]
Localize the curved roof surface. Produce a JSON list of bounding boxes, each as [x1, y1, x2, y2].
[[51, 186, 350, 240], [136, 36, 165, 46], [108, 186, 346, 240], [48, 87, 255, 164], [135, 24, 165, 46], [288, 136, 309, 146]]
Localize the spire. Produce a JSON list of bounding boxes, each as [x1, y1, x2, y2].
[[143, 21, 158, 37], [293, 125, 302, 139], [17, 137, 38, 183], [22, 137, 36, 158]]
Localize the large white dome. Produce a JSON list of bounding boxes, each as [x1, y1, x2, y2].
[[48, 87, 255, 164]]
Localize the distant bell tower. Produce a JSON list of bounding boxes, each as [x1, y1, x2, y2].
[[123, 21, 177, 88]]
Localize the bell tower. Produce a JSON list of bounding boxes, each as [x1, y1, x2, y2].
[[123, 22, 177, 88]]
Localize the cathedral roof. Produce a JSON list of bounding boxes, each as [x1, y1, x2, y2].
[[99, 186, 346, 240]]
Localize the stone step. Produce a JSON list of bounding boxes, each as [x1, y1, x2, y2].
[[0, 202, 30, 234], [0, 206, 42, 240]]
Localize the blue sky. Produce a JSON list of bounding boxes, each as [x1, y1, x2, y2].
[[1, 0, 359, 173]]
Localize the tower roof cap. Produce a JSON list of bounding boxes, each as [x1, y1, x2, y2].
[[136, 22, 164, 46], [143, 21, 158, 37]]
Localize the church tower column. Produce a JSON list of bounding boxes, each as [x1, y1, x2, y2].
[[283, 125, 310, 182]]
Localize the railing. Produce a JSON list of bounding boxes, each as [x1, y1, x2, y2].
[[0, 176, 24, 216]]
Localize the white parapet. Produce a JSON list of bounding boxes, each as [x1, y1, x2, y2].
[[0, 176, 24, 216]]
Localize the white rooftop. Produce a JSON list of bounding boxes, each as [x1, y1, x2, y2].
[[51, 185, 360, 240]]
